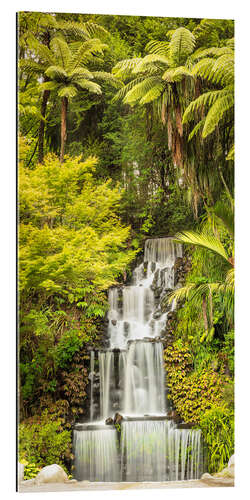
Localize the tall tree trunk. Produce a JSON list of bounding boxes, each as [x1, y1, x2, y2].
[[60, 97, 68, 163], [202, 296, 208, 333], [38, 85, 50, 164], [38, 30, 51, 164]]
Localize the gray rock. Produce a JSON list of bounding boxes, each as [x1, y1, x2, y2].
[[35, 464, 68, 484]]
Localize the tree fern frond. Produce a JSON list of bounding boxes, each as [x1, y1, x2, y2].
[[188, 119, 206, 141], [133, 54, 170, 74], [162, 66, 193, 82], [192, 46, 233, 61], [91, 71, 124, 88], [146, 40, 169, 56], [226, 144, 234, 161], [111, 77, 145, 102], [169, 28, 196, 65], [45, 65, 68, 81], [69, 39, 107, 71], [202, 92, 234, 137], [139, 82, 165, 104], [19, 59, 45, 75], [123, 77, 162, 105], [211, 54, 234, 86], [58, 85, 78, 98], [68, 67, 93, 80], [39, 81, 59, 92], [50, 37, 72, 70], [76, 79, 102, 94], [112, 58, 143, 79], [182, 89, 226, 123]]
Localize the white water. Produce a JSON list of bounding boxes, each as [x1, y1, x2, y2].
[[121, 420, 203, 481], [74, 238, 204, 482], [73, 428, 120, 482]]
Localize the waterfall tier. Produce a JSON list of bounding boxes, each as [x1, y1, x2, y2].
[[74, 238, 204, 482]]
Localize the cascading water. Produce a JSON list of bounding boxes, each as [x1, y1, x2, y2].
[[74, 238, 204, 482]]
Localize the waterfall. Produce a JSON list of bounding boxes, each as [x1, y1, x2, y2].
[[99, 351, 115, 420], [121, 420, 168, 481], [90, 351, 95, 421], [73, 237, 204, 482], [74, 428, 120, 482], [123, 341, 166, 416]]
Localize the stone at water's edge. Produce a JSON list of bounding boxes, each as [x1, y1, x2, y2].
[[34, 464, 69, 484]]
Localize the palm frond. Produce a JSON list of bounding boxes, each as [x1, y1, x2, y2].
[[174, 230, 230, 262]]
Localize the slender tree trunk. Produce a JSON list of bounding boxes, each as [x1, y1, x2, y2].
[[38, 30, 51, 164], [38, 87, 50, 164], [202, 296, 208, 333], [60, 97, 68, 163]]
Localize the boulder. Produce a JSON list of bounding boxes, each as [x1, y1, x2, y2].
[[201, 472, 213, 479], [105, 417, 114, 425], [18, 462, 25, 482], [214, 465, 235, 479], [114, 412, 123, 425], [34, 464, 68, 485]]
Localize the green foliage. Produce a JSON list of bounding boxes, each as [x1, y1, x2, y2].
[[21, 461, 41, 480], [55, 330, 84, 369], [19, 409, 72, 471], [164, 341, 229, 424], [200, 406, 234, 473]]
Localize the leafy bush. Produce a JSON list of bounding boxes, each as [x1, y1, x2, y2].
[[21, 461, 41, 480], [200, 406, 234, 473], [19, 409, 72, 471], [164, 341, 229, 424]]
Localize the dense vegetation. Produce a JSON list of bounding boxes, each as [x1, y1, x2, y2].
[[18, 12, 234, 477]]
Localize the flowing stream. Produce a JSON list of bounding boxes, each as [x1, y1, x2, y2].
[[74, 238, 204, 482]]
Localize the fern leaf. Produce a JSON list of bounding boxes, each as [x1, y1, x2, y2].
[[202, 92, 234, 137], [146, 40, 169, 56], [169, 28, 196, 65]]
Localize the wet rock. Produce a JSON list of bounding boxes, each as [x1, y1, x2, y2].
[[105, 417, 114, 425], [114, 412, 124, 425], [111, 320, 117, 326], [35, 464, 68, 485], [153, 310, 162, 320]]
